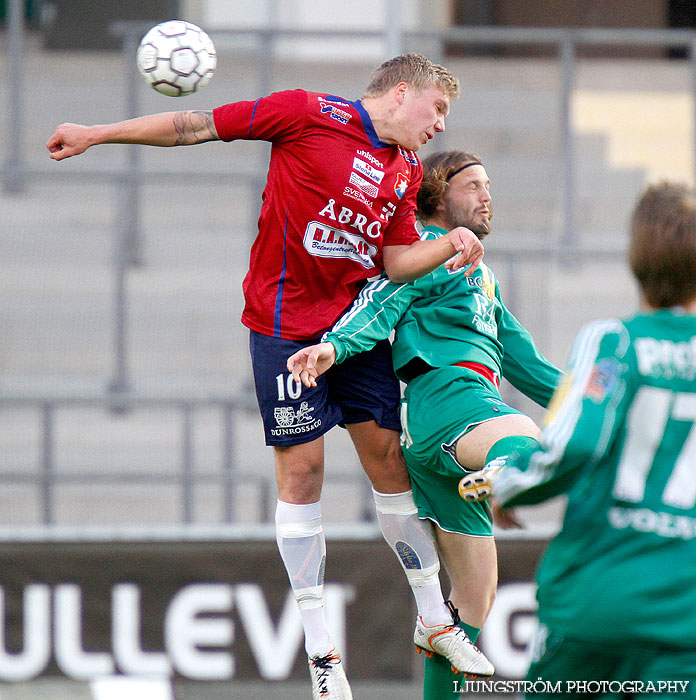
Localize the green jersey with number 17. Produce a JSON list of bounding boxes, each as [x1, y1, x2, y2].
[[496, 309, 696, 647]]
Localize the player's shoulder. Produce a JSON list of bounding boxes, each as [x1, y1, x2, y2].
[[313, 92, 352, 106], [460, 260, 497, 287], [255, 88, 311, 112], [578, 316, 629, 336], [262, 89, 357, 127], [305, 92, 359, 124], [574, 317, 631, 359], [265, 87, 309, 100]]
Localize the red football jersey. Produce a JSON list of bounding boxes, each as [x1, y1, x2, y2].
[[213, 89, 422, 340]]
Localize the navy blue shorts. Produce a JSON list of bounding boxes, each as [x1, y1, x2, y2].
[[249, 330, 402, 446]]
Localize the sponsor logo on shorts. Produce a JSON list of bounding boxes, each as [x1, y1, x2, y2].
[[349, 171, 379, 198], [352, 157, 384, 185], [319, 101, 351, 125], [271, 401, 322, 437], [304, 221, 378, 268]]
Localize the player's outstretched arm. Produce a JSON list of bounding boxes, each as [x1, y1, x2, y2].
[[383, 226, 483, 283], [287, 342, 337, 388], [46, 110, 219, 161]]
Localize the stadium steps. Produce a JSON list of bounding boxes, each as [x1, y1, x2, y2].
[[1, 48, 689, 527]]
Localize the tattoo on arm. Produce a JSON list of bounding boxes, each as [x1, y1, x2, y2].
[[173, 110, 218, 145]]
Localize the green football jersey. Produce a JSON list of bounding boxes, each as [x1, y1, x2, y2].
[[496, 309, 696, 647], [325, 226, 560, 404]]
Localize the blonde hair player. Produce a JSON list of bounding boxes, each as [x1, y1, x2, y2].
[[48, 54, 486, 700]]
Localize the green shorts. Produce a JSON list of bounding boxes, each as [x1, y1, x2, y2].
[[401, 365, 523, 536], [526, 625, 696, 698]]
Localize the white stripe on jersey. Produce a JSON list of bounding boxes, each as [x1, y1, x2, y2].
[[496, 318, 627, 504], [329, 275, 408, 337], [420, 229, 440, 241]]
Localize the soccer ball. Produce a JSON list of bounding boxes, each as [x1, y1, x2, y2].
[[136, 20, 216, 97]]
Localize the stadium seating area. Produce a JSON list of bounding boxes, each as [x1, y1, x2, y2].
[[2, 34, 692, 528]]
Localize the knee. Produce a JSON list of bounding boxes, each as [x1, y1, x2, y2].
[[381, 440, 408, 475], [369, 441, 411, 491], [278, 471, 323, 503], [450, 573, 498, 625], [275, 448, 323, 503], [349, 425, 411, 491], [360, 428, 402, 462]]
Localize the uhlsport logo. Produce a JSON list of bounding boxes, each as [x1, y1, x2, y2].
[[356, 149, 384, 169]]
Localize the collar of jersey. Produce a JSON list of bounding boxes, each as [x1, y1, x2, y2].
[[327, 96, 392, 149]]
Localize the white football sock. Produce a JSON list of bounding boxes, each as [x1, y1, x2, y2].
[[275, 500, 334, 657], [373, 489, 452, 626]]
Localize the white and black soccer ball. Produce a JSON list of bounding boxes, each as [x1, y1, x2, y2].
[[136, 20, 216, 97]]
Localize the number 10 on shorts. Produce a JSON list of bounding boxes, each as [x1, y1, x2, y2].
[[276, 373, 302, 401]]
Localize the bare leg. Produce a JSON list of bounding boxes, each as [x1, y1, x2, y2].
[[422, 528, 498, 699], [455, 414, 540, 470], [434, 527, 497, 627], [274, 436, 325, 504], [346, 420, 411, 494]]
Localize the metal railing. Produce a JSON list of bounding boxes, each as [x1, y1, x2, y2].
[[0, 391, 379, 526], [4, 5, 696, 527], [2, 392, 254, 525]]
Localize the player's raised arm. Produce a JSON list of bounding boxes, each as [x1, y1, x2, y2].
[[46, 110, 219, 161], [383, 225, 484, 283]]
